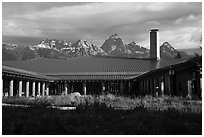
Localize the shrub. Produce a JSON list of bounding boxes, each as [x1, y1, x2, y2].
[[2, 94, 202, 113]]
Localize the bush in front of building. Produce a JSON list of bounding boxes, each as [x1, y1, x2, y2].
[[2, 93, 202, 113]]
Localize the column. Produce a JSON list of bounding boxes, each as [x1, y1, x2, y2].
[[120, 81, 123, 95], [187, 80, 192, 99], [46, 83, 49, 96], [67, 82, 70, 94], [107, 83, 110, 92], [161, 81, 164, 96], [152, 78, 155, 96], [111, 82, 113, 92], [200, 77, 202, 99], [42, 82, 45, 96], [32, 82, 35, 97], [102, 82, 105, 92], [58, 83, 61, 94], [146, 80, 149, 94], [153, 78, 155, 96], [115, 82, 117, 93], [141, 81, 143, 95], [112, 82, 114, 93], [26, 81, 29, 97], [9, 80, 14, 97], [161, 77, 164, 96], [64, 81, 68, 95], [60, 82, 63, 94], [53, 82, 57, 95], [61, 83, 63, 94], [18, 81, 22, 97], [128, 81, 131, 93], [83, 82, 86, 95], [2, 79, 3, 96], [71, 83, 74, 93], [38, 82, 41, 96], [167, 76, 171, 95]]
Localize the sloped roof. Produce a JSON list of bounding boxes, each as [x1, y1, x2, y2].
[[2, 56, 188, 80], [136, 55, 202, 79], [2, 65, 53, 81]]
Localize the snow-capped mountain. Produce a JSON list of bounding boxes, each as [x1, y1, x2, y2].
[[160, 42, 190, 58], [72, 40, 106, 56], [101, 34, 149, 58], [32, 38, 71, 50], [126, 41, 149, 58], [100, 34, 191, 59], [2, 42, 30, 60], [2, 36, 191, 61], [2, 39, 106, 60], [2, 42, 19, 50], [101, 34, 126, 55]]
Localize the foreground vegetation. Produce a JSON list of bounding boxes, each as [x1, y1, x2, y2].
[[3, 105, 202, 135], [2, 94, 202, 135], [2, 93, 202, 113]]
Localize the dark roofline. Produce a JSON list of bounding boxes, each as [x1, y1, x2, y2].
[[2, 65, 54, 81], [135, 56, 202, 79], [45, 72, 144, 76], [46, 72, 144, 81], [93, 55, 151, 60]]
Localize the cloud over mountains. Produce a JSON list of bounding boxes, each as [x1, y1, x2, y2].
[[2, 2, 202, 49]]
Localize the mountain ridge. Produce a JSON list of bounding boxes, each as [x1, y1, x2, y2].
[[2, 34, 192, 61]]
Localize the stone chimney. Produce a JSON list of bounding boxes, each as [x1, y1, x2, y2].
[[150, 29, 160, 61]]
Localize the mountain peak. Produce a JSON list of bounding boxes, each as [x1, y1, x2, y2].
[[109, 33, 120, 39], [101, 34, 125, 54], [160, 42, 191, 58], [129, 41, 136, 45], [161, 42, 176, 51]]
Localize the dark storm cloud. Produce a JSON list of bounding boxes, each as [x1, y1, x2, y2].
[[2, 2, 202, 49]]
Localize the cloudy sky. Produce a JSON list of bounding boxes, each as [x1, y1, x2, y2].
[[2, 2, 202, 49]]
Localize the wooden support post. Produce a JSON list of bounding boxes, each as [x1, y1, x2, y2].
[[102, 82, 105, 92], [58, 83, 60, 94], [120, 81, 123, 94], [61, 82, 63, 93], [150, 79, 153, 96], [19, 81, 22, 97], [67, 82, 70, 94], [46, 83, 49, 96], [128, 81, 131, 93], [83, 82, 86, 95], [200, 77, 202, 98], [161, 81, 164, 96], [107, 83, 110, 92], [9, 80, 14, 97], [187, 80, 192, 99], [54, 82, 57, 95], [42, 82, 45, 96], [26, 81, 29, 97], [38, 82, 41, 96], [167, 76, 171, 95], [32, 82, 35, 97], [2, 79, 3, 96], [155, 78, 159, 97], [65, 82, 68, 95], [148, 80, 150, 94], [71, 83, 74, 93], [57, 83, 60, 94]]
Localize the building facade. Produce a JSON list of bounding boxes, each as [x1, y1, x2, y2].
[[2, 29, 202, 99]]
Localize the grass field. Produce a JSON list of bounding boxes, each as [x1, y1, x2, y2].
[[2, 94, 202, 135]]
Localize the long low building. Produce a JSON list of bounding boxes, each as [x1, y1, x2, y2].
[[2, 29, 202, 98]]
